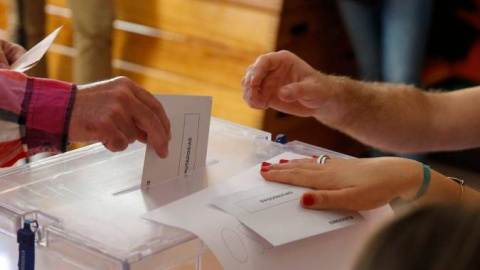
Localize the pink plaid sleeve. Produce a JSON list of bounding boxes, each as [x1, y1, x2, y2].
[[0, 70, 76, 167]]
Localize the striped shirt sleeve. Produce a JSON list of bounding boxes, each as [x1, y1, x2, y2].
[[0, 70, 76, 167]]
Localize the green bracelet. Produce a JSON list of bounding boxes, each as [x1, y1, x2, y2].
[[409, 164, 431, 202]]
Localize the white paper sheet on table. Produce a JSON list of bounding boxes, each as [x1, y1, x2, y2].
[[211, 183, 363, 247], [10, 26, 62, 72], [141, 95, 212, 188], [143, 152, 394, 270]]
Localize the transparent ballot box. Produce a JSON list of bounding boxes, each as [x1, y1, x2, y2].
[[0, 118, 351, 270]]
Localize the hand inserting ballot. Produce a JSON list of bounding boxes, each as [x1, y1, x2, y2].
[[69, 76, 171, 158]]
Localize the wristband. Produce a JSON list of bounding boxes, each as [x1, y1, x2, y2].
[[408, 164, 431, 202]]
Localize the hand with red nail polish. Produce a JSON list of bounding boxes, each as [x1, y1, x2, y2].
[[260, 156, 436, 211]]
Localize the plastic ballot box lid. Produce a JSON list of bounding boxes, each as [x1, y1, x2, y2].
[[0, 118, 350, 270]]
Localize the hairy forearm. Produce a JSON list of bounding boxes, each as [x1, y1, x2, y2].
[[316, 75, 437, 153], [426, 87, 480, 151]]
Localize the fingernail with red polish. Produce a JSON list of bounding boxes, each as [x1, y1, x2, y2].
[[279, 159, 289, 164], [261, 166, 271, 173], [302, 194, 315, 206], [312, 155, 319, 158], [262, 162, 271, 167]]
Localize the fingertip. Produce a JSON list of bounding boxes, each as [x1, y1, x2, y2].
[[164, 141, 169, 157], [301, 193, 315, 207], [160, 140, 170, 158], [252, 98, 267, 110], [250, 74, 258, 87], [156, 146, 167, 159], [148, 133, 167, 159], [260, 166, 271, 173], [244, 87, 251, 100], [278, 86, 294, 102], [250, 74, 265, 90], [246, 94, 265, 110], [260, 167, 274, 180]]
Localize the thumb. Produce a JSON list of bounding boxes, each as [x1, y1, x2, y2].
[[278, 79, 323, 105], [301, 189, 354, 210]]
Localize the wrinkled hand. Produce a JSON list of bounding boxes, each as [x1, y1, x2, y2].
[[261, 157, 422, 210], [0, 40, 26, 69], [69, 77, 171, 158], [242, 50, 336, 118]]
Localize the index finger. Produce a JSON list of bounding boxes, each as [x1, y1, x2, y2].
[[130, 85, 171, 141], [245, 53, 283, 109], [249, 52, 282, 88], [131, 98, 169, 158]]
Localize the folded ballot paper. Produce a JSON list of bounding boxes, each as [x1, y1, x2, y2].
[[141, 95, 212, 188], [143, 152, 393, 270], [10, 26, 63, 72], [210, 176, 363, 247]]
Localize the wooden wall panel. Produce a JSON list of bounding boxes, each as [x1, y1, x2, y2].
[[0, 0, 7, 31], [45, 12, 73, 46], [46, 13, 258, 89], [114, 0, 279, 53], [47, 0, 280, 53], [47, 0, 283, 12]]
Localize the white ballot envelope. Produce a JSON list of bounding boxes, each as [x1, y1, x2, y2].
[[10, 26, 63, 72], [211, 182, 363, 246], [141, 95, 212, 189]]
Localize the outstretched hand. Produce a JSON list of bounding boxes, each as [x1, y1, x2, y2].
[[261, 157, 422, 210], [242, 51, 339, 118]]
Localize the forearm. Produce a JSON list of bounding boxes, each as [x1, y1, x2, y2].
[[400, 163, 480, 206], [316, 75, 439, 153], [426, 87, 480, 151]]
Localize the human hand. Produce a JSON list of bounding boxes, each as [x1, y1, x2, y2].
[[0, 40, 26, 69], [242, 51, 340, 118], [260, 157, 423, 210], [69, 77, 171, 158]]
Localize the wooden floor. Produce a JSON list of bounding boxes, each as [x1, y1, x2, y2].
[[0, 0, 280, 128]]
